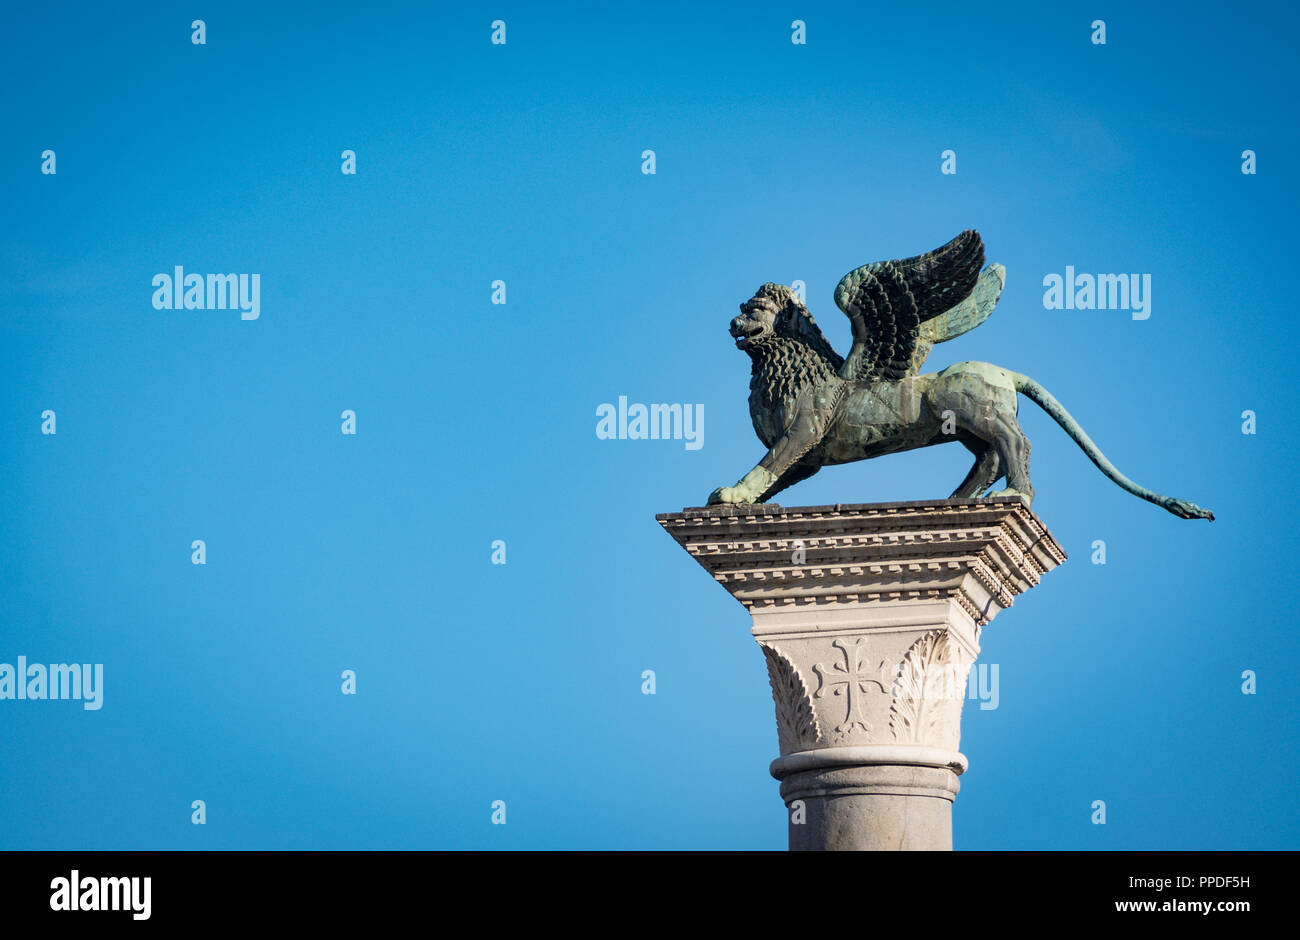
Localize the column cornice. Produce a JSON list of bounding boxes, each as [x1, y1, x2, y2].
[[657, 497, 1066, 625]]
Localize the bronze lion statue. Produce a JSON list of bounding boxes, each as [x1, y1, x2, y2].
[[707, 230, 1213, 520]]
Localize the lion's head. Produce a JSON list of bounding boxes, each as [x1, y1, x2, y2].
[[730, 283, 843, 370]]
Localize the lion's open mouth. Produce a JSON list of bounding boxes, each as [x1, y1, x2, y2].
[[735, 325, 765, 346]]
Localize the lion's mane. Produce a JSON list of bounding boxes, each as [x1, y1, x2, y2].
[[744, 284, 845, 422]]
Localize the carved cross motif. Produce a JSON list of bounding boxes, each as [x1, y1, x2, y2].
[[813, 637, 890, 734]]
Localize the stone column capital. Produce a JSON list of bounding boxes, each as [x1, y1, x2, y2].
[[657, 497, 1066, 850]]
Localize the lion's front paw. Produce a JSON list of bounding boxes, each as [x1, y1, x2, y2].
[[707, 485, 750, 506]]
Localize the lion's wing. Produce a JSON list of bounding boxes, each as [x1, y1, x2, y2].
[[906, 262, 1006, 377], [833, 230, 985, 382]]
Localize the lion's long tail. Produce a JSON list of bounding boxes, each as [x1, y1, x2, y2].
[[1011, 372, 1214, 521]]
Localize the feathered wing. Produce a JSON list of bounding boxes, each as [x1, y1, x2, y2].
[[833, 230, 986, 382], [905, 262, 1006, 376]]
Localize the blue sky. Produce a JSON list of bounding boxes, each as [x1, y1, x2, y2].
[[1, 1, 1297, 849]]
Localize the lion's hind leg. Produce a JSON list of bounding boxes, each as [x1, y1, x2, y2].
[[951, 436, 1002, 498], [926, 365, 1034, 506], [982, 410, 1034, 505]]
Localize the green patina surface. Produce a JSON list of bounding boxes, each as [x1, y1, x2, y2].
[[707, 230, 1213, 521]]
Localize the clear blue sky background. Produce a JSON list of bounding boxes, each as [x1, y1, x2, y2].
[[2, 1, 1297, 849]]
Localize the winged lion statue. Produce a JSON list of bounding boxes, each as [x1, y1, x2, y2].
[[706, 230, 1214, 520]]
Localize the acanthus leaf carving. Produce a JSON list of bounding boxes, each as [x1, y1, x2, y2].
[[889, 629, 973, 749], [760, 643, 823, 754]]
